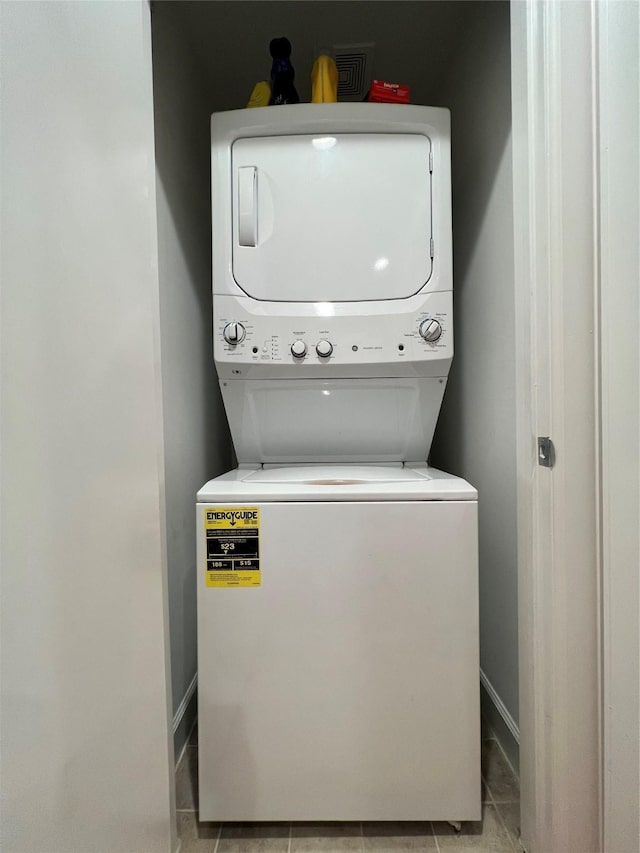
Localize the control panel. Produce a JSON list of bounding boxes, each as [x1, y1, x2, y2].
[[214, 291, 452, 379]]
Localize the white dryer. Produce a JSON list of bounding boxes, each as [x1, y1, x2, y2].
[[197, 104, 480, 823]]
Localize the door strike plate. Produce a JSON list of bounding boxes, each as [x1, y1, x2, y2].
[[537, 436, 555, 468]]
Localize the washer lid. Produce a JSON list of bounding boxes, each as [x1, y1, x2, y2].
[[231, 133, 432, 302], [197, 466, 477, 502]]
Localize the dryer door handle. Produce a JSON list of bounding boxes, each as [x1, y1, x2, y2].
[[238, 166, 258, 247]]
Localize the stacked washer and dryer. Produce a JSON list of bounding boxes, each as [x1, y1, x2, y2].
[[197, 104, 480, 824]]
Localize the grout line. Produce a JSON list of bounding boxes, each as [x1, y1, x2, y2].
[[287, 822, 292, 853], [484, 773, 518, 852], [493, 802, 523, 853], [359, 820, 364, 853], [480, 773, 496, 806], [173, 710, 197, 771], [481, 772, 492, 805], [493, 730, 520, 782], [430, 821, 441, 853], [175, 808, 197, 814], [213, 821, 222, 853], [484, 772, 497, 807]]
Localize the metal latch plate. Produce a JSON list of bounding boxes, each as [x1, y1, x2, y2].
[[538, 436, 555, 468]]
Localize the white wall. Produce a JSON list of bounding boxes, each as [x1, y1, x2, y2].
[[0, 3, 175, 851], [430, 2, 518, 738], [151, 3, 233, 752]]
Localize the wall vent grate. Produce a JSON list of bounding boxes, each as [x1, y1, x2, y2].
[[316, 43, 375, 102]]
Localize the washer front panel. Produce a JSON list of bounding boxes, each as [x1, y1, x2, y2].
[[197, 497, 481, 821]]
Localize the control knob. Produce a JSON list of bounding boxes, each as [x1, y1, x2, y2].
[[419, 318, 443, 343], [316, 340, 333, 358], [223, 322, 246, 345], [291, 340, 307, 359]]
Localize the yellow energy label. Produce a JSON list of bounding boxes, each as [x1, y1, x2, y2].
[[204, 507, 260, 588]]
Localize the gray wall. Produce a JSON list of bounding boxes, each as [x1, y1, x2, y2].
[[180, 1, 476, 111], [151, 3, 233, 754], [431, 3, 518, 727]]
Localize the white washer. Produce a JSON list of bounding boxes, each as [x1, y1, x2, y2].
[[198, 105, 481, 823], [197, 465, 479, 822]]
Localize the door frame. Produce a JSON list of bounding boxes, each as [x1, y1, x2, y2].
[[512, 2, 601, 849], [596, 2, 639, 850], [513, 1, 640, 850], [512, 1, 601, 850]]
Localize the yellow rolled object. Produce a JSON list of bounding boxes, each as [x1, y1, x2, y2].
[[247, 81, 271, 108], [311, 55, 338, 103]]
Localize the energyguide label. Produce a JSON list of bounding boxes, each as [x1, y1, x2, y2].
[[204, 507, 260, 588]]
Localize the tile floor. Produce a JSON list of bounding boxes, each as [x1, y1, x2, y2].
[[175, 723, 521, 852]]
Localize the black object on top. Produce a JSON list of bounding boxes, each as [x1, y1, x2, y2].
[[269, 37, 300, 106]]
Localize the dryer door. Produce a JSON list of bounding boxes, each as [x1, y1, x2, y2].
[[231, 134, 432, 302]]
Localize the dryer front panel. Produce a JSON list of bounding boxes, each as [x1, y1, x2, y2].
[[231, 134, 432, 302], [220, 377, 447, 464]]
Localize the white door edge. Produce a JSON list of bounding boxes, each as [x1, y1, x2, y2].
[[597, 2, 640, 851], [512, 2, 603, 850]]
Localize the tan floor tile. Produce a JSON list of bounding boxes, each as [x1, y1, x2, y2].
[[176, 811, 220, 851], [217, 841, 289, 853], [495, 802, 521, 848], [432, 804, 515, 850], [363, 821, 437, 850], [482, 740, 519, 804], [175, 745, 198, 811], [291, 822, 362, 852], [218, 822, 290, 852]]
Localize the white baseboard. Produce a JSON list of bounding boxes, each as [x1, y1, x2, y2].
[[480, 668, 520, 743], [173, 672, 197, 735], [172, 671, 519, 739], [480, 668, 520, 775]]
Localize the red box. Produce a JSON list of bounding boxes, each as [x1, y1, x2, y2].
[[368, 79, 410, 104]]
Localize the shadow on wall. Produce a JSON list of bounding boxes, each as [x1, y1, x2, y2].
[[446, 2, 513, 289], [431, 0, 513, 473], [175, 1, 489, 111], [151, 2, 233, 476], [150, 0, 233, 732], [429, 2, 520, 729]]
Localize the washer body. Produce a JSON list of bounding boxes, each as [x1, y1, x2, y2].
[[197, 466, 480, 822]]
